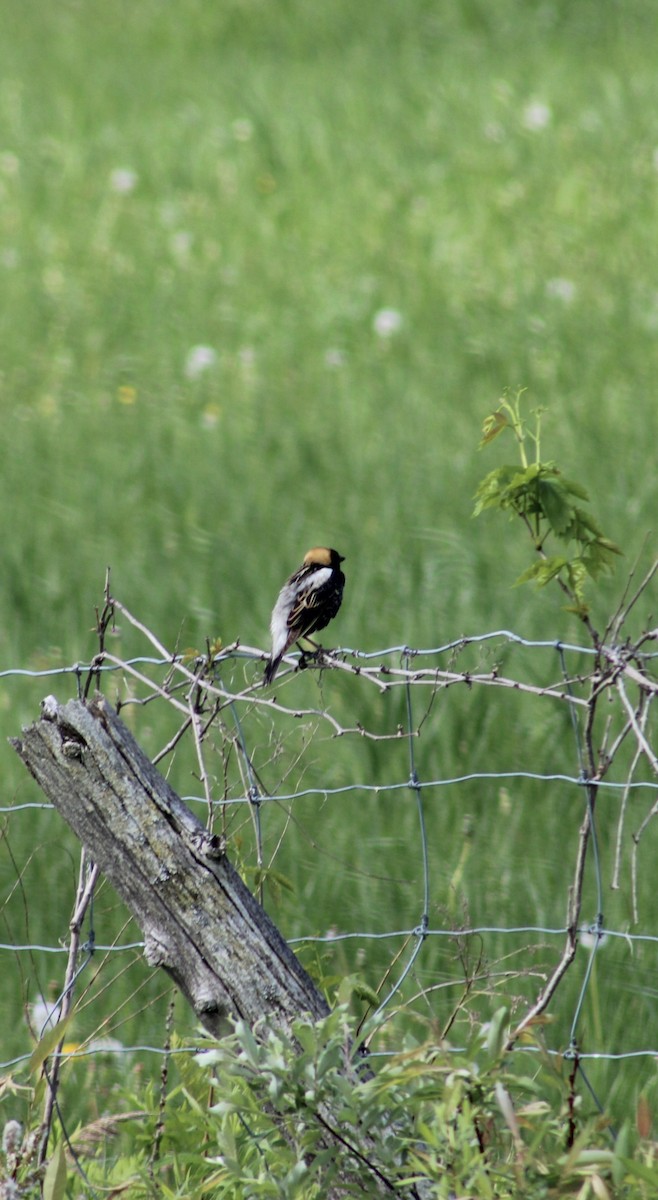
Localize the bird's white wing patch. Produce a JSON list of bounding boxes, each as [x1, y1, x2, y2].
[[269, 567, 332, 659], [300, 566, 332, 593]]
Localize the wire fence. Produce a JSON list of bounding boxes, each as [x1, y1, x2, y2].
[[2, 597, 658, 1125]]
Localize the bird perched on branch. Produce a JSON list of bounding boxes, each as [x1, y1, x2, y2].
[[264, 547, 346, 685]]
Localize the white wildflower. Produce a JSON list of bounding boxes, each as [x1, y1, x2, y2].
[[185, 345, 217, 379], [546, 277, 576, 304], [373, 308, 403, 338], [2, 1120, 22, 1155], [30, 997, 61, 1035], [522, 102, 551, 131], [109, 167, 138, 194]]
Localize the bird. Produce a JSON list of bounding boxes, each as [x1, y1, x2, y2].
[[263, 547, 346, 685]]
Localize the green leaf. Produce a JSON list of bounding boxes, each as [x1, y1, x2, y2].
[[483, 1006, 509, 1058], [43, 1141, 67, 1200], [537, 477, 575, 536], [617, 1157, 658, 1185], [29, 1015, 74, 1074], [478, 409, 509, 447], [293, 1021, 318, 1056], [514, 557, 567, 588], [351, 981, 381, 1008], [559, 474, 591, 502], [568, 505, 605, 541], [251, 866, 294, 897], [581, 535, 623, 576], [612, 1122, 632, 1187], [472, 465, 520, 516], [336, 973, 380, 1007], [598, 536, 623, 555], [233, 1020, 261, 1068], [566, 558, 588, 593], [563, 600, 591, 617]]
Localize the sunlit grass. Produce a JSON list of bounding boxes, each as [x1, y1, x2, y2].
[[1, 0, 658, 1126]]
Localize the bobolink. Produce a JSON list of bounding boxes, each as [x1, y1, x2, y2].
[[264, 547, 346, 685]]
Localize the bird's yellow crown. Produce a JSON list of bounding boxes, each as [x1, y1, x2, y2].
[[303, 547, 344, 567]]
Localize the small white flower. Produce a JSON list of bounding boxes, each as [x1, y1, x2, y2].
[[546, 277, 576, 304], [324, 348, 345, 368], [522, 102, 551, 132], [109, 167, 138, 194], [185, 345, 217, 379], [2, 1120, 23, 1155], [30, 997, 61, 1035], [373, 308, 403, 338]]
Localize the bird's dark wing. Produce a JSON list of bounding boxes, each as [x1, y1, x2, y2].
[[288, 571, 344, 639]]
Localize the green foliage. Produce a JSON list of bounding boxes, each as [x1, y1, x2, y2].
[[73, 1006, 658, 1199], [474, 393, 622, 618], [27, 1017, 73, 1076], [42, 1141, 66, 1200], [7, 1009, 658, 1198], [0, 1116, 43, 1198], [0, 1026, 71, 1197]]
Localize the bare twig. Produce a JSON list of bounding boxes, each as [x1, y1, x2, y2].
[[38, 853, 100, 1165], [616, 677, 658, 775], [606, 554, 658, 646], [612, 698, 650, 893]]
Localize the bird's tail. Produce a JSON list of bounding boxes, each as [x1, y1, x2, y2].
[[263, 654, 282, 685]]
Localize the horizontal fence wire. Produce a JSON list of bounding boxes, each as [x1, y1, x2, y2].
[[2, 628, 658, 1117]]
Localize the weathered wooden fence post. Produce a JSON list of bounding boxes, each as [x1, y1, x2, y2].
[[12, 693, 427, 1198], [11, 693, 330, 1036]]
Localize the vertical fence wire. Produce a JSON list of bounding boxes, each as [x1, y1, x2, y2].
[[556, 641, 611, 1119], [364, 652, 430, 1036]]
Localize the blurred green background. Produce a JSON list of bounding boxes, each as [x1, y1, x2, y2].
[[2, 0, 658, 1128]]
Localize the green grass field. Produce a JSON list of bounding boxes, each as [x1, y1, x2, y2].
[[2, 0, 658, 1145]]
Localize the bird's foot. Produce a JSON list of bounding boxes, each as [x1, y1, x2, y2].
[[298, 648, 319, 671], [298, 645, 341, 672]]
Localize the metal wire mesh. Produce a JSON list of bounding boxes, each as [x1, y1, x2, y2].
[[3, 611, 658, 1120]]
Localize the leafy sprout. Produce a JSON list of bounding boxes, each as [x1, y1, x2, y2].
[[474, 391, 622, 620]]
